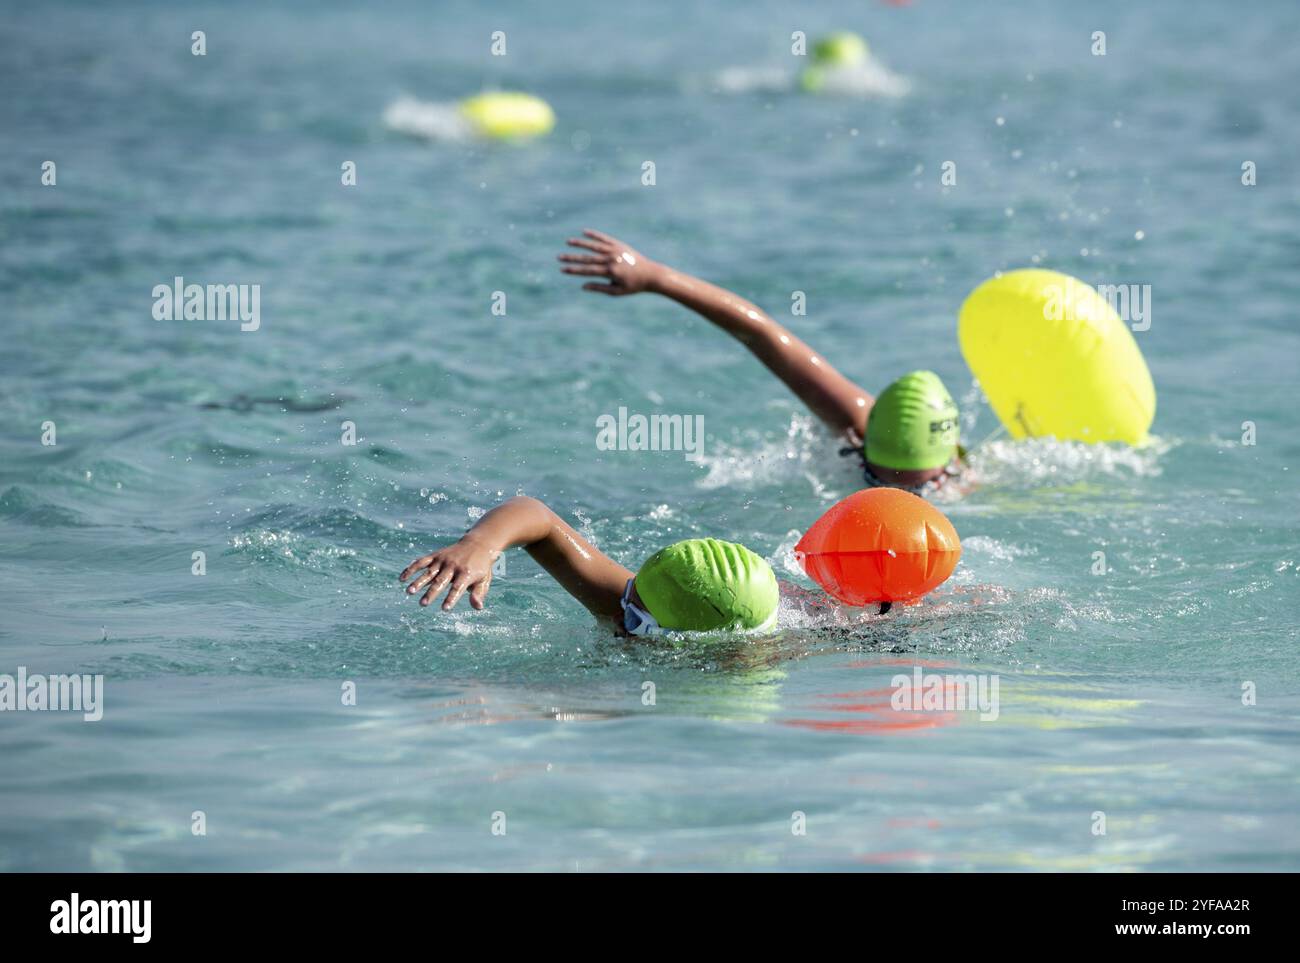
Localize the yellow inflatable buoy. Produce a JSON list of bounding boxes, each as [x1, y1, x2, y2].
[[458, 92, 555, 140], [958, 269, 1156, 445]]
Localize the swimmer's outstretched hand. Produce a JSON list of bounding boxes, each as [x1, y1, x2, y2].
[[558, 229, 662, 295], [400, 536, 496, 610], [561, 229, 878, 441]]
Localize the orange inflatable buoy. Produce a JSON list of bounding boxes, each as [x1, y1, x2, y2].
[[795, 489, 961, 606]]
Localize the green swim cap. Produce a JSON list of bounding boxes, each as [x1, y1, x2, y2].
[[865, 370, 961, 471], [800, 66, 827, 93], [812, 32, 869, 67], [634, 538, 779, 633]]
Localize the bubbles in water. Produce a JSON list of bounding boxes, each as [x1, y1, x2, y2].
[[696, 412, 837, 498], [961, 536, 1036, 563], [972, 436, 1169, 486], [709, 60, 909, 98], [382, 96, 473, 142]]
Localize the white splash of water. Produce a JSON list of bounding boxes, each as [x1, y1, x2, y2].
[[710, 61, 910, 98], [971, 435, 1171, 486], [960, 536, 1037, 563], [383, 96, 473, 142], [696, 412, 838, 497]]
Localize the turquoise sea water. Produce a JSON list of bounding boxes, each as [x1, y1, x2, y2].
[[2, 0, 1298, 871]]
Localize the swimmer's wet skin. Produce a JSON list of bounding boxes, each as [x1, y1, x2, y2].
[[399, 496, 778, 635], [558, 230, 965, 493]]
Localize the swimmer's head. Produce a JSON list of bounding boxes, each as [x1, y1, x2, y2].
[[812, 32, 869, 68], [630, 538, 779, 633], [864, 370, 961, 485]]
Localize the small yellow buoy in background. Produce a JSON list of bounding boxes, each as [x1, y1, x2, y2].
[[458, 91, 555, 140]]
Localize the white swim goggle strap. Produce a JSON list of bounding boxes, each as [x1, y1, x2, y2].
[[752, 606, 780, 633], [620, 578, 665, 636], [620, 578, 779, 636]]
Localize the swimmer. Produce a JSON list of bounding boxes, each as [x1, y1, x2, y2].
[[713, 30, 908, 99], [558, 230, 967, 494], [400, 487, 961, 625], [398, 496, 780, 634], [801, 32, 869, 93]]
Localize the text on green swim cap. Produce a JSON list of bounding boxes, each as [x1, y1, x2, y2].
[[865, 370, 960, 471], [634, 538, 779, 632]]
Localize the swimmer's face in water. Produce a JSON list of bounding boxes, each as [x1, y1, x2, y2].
[[615, 581, 654, 638], [864, 460, 951, 490]]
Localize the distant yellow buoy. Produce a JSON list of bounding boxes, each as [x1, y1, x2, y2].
[[958, 269, 1156, 445], [459, 92, 555, 140]]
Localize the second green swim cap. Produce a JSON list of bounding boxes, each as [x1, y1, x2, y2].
[[635, 538, 779, 633], [812, 32, 869, 67], [865, 370, 961, 471]]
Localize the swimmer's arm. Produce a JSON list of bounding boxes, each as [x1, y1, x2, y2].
[[559, 229, 873, 438], [399, 496, 630, 622], [650, 267, 874, 438]]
